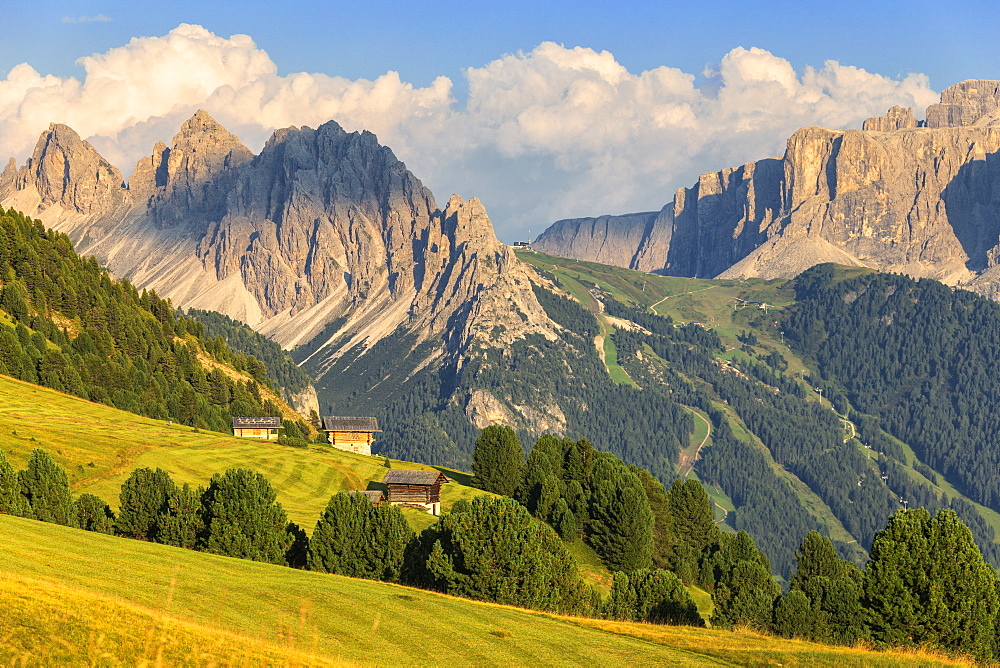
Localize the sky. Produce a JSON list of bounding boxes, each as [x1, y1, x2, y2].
[[1, 1, 995, 241]]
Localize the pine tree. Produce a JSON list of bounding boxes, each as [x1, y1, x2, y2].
[[629, 568, 704, 626], [156, 483, 204, 549], [471, 425, 525, 496], [774, 589, 812, 639], [19, 448, 75, 526], [116, 467, 177, 540], [0, 449, 29, 517], [864, 508, 999, 662], [587, 455, 654, 572], [405, 496, 594, 614], [789, 530, 865, 645], [200, 468, 292, 564], [308, 492, 412, 581], [710, 531, 780, 631], [74, 493, 115, 534]]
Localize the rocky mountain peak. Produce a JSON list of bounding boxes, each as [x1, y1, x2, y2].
[[926, 80, 1000, 128], [129, 109, 253, 224], [5, 122, 126, 215], [862, 105, 918, 132]]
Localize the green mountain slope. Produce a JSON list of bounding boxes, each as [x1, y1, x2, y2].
[[0, 516, 963, 667], [0, 206, 305, 435], [515, 251, 1000, 574]]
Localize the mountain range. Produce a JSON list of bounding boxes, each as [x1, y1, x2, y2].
[[0, 111, 555, 422], [533, 79, 1000, 297]]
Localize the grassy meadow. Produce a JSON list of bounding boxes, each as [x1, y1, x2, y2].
[[0, 516, 970, 667], [0, 373, 488, 531]]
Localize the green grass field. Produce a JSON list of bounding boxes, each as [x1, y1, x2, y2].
[[0, 373, 489, 532], [0, 516, 969, 667]]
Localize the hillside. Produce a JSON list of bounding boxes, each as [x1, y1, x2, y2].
[[0, 515, 965, 667], [0, 373, 483, 531], [0, 206, 311, 436], [516, 251, 1000, 575]]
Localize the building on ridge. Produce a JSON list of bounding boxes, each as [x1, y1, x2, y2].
[[382, 469, 449, 516], [322, 416, 381, 455], [232, 416, 283, 440]]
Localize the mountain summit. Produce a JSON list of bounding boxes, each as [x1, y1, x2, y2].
[[0, 111, 556, 428]]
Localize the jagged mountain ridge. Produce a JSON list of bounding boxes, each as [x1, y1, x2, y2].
[[0, 111, 557, 420], [533, 80, 1000, 296]]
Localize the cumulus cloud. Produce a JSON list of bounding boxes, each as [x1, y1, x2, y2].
[[0, 25, 939, 239]]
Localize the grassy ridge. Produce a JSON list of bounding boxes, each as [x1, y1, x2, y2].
[[0, 373, 486, 531], [0, 516, 967, 667]]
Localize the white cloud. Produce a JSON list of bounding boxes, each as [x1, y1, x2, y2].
[[61, 15, 112, 24], [0, 26, 939, 240]]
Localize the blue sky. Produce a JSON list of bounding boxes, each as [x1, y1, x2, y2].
[[1, 1, 995, 239]]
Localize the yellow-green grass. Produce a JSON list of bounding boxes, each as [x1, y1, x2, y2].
[[0, 373, 490, 532], [0, 516, 968, 667], [564, 539, 614, 593], [687, 585, 715, 625]]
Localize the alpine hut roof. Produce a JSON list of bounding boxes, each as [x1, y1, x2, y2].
[[382, 470, 449, 486], [232, 416, 283, 429], [322, 416, 381, 432]]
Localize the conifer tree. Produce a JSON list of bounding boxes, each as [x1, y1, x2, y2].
[[607, 568, 704, 626], [471, 425, 525, 496], [406, 496, 594, 614], [75, 493, 115, 534], [788, 530, 865, 645], [19, 448, 75, 526], [710, 531, 780, 631], [864, 508, 998, 662], [308, 492, 413, 581], [156, 483, 204, 549], [587, 455, 654, 572], [116, 467, 177, 540], [774, 589, 812, 639], [199, 468, 292, 564], [0, 449, 29, 517]]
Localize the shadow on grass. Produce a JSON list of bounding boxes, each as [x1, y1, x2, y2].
[[434, 466, 475, 487]]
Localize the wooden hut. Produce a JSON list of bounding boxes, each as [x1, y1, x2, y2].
[[322, 416, 381, 455], [382, 470, 449, 516], [232, 417, 283, 440]]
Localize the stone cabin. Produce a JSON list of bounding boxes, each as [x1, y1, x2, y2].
[[322, 416, 381, 455], [382, 469, 449, 516], [232, 416, 283, 440]]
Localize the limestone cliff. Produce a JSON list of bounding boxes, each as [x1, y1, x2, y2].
[[531, 81, 1000, 296], [532, 210, 672, 272]]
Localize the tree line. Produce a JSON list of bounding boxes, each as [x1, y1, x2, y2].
[[469, 426, 1000, 663]]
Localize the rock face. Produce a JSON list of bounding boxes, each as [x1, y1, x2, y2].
[[862, 106, 918, 132], [0, 111, 558, 429], [531, 81, 1000, 297], [926, 80, 1000, 128], [533, 210, 671, 272]]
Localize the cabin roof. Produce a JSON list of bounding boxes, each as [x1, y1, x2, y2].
[[322, 416, 381, 432], [232, 416, 283, 429], [383, 470, 449, 486]]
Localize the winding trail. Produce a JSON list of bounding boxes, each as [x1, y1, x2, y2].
[[649, 285, 717, 312], [713, 502, 729, 525], [679, 406, 712, 478]]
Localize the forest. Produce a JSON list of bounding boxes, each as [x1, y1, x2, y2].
[[0, 207, 290, 434]]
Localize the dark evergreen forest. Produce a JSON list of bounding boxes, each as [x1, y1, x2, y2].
[[0, 207, 283, 433]]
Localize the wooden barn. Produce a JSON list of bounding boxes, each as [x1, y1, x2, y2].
[[232, 417, 283, 440], [322, 416, 381, 455], [382, 470, 449, 516]]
